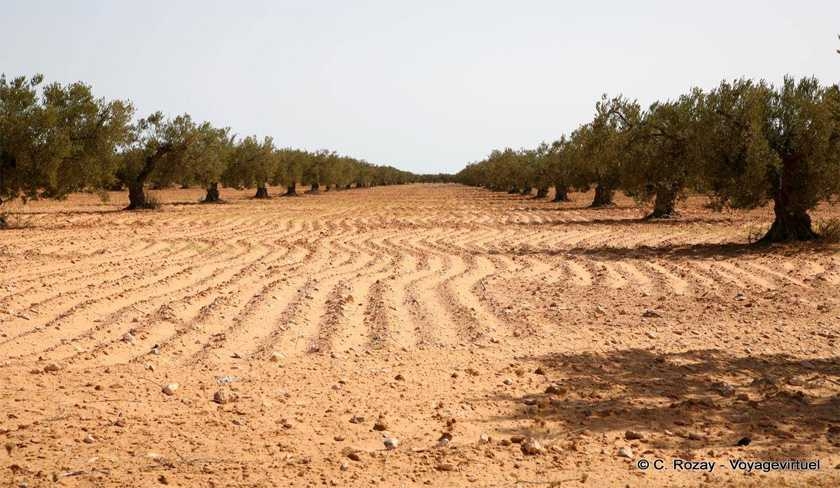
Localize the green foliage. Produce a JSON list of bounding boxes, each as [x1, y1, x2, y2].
[[2, 73, 426, 208], [221, 135, 276, 191], [456, 76, 840, 240], [0, 74, 133, 203]]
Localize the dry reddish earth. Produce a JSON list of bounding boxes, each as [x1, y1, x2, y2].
[[1, 184, 839, 487]]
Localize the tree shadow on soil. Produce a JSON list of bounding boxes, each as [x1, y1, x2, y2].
[[486, 241, 838, 260], [478, 348, 840, 460]]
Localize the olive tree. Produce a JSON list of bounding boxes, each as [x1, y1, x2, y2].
[[545, 136, 574, 202], [622, 90, 703, 218], [576, 95, 641, 207], [0, 74, 132, 207], [222, 136, 277, 198], [186, 124, 234, 203], [700, 77, 840, 242], [118, 113, 197, 209]]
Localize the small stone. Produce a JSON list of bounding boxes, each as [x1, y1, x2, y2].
[[269, 352, 284, 362], [435, 463, 455, 472], [162, 383, 179, 396], [383, 437, 399, 450], [122, 332, 135, 344], [344, 449, 362, 462], [645, 331, 657, 339], [478, 432, 490, 444], [624, 430, 644, 441], [502, 378, 513, 385], [533, 367, 545, 375], [83, 433, 95, 444], [736, 436, 751, 447], [545, 384, 566, 395], [688, 432, 705, 441], [520, 437, 544, 455], [394, 374, 405, 381], [349, 415, 365, 424], [437, 432, 452, 447], [43, 362, 61, 373], [339, 461, 349, 471], [510, 435, 526, 444], [642, 309, 662, 318], [373, 416, 388, 431], [213, 389, 233, 404], [735, 293, 747, 301], [617, 446, 633, 459]]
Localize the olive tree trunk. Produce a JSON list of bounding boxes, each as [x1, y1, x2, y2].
[[646, 183, 680, 219], [760, 156, 818, 243], [590, 183, 614, 207], [283, 182, 298, 196], [203, 182, 221, 203], [254, 184, 269, 198], [126, 143, 173, 210], [553, 184, 570, 202], [535, 187, 548, 198]]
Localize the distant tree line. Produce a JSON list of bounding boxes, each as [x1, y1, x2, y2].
[[455, 77, 840, 243], [0, 74, 440, 214]]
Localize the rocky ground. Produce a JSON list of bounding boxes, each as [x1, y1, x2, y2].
[[1, 184, 838, 487]]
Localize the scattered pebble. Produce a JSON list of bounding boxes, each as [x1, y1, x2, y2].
[[213, 389, 234, 404], [373, 416, 389, 431], [43, 362, 61, 373], [520, 437, 544, 455], [162, 383, 179, 396], [383, 437, 399, 450], [624, 430, 644, 441], [618, 446, 633, 459]]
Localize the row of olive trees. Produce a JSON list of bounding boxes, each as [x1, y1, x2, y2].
[[456, 77, 840, 243], [0, 74, 420, 213]]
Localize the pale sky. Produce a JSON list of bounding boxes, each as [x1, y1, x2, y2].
[[2, 0, 839, 174]]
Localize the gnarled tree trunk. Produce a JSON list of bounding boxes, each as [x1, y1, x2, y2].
[[646, 183, 680, 219], [307, 183, 320, 194], [254, 184, 269, 198], [521, 187, 532, 196], [126, 145, 171, 210], [535, 187, 548, 198], [590, 183, 614, 207], [508, 187, 519, 194], [127, 181, 148, 210], [283, 182, 298, 196], [553, 184, 570, 202], [760, 155, 817, 243], [203, 182, 221, 203]]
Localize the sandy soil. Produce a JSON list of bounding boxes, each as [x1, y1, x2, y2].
[[1, 184, 839, 487]]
